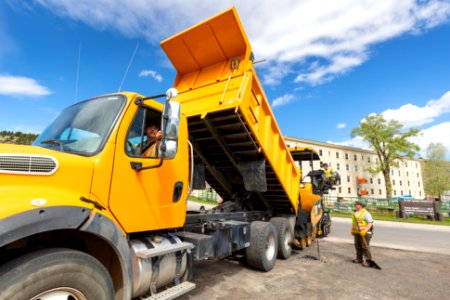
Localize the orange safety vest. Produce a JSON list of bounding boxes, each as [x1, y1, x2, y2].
[[143, 142, 159, 157], [352, 209, 369, 234]]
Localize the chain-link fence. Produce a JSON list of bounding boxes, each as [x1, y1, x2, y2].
[[190, 188, 219, 203], [322, 195, 450, 215]]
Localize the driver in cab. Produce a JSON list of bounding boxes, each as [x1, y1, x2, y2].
[[137, 123, 162, 157]]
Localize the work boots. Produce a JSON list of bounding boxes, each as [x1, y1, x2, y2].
[[361, 261, 370, 267], [352, 259, 362, 264]]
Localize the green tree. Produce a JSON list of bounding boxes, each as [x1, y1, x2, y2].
[[423, 143, 450, 199], [351, 114, 420, 199]]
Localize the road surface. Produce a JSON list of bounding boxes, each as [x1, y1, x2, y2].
[[328, 217, 450, 255]]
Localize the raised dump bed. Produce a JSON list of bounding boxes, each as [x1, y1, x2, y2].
[[161, 8, 300, 214]]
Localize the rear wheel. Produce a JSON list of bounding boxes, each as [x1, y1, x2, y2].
[[270, 217, 293, 259], [246, 221, 278, 271], [0, 248, 114, 300]]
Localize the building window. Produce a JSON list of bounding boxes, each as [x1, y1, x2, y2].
[[328, 150, 331, 156], [379, 189, 382, 195], [400, 180, 402, 186], [319, 149, 322, 156], [347, 175, 351, 182], [398, 171, 401, 176], [354, 154, 357, 161], [407, 181, 410, 186], [392, 180, 395, 185], [417, 173, 419, 178], [371, 188, 374, 195], [394, 190, 397, 196], [368, 157, 371, 163], [346, 164, 349, 171], [375, 158, 378, 163], [418, 182, 420, 187], [406, 171, 409, 177], [370, 178, 373, 184], [401, 190, 404, 196], [378, 178, 381, 184], [337, 163, 340, 170], [336, 152, 339, 159], [345, 153, 348, 160], [416, 163, 418, 168], [348, 187, 351, 194], [419, 191, 422, 197], [405, 162, 408, 168], [409, 190, 411, 195], [355, 165, 358, 172], [338, 187, 342, 193], [391, 169, 394, 175]]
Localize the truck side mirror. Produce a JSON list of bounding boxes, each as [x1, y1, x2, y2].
[[160, 89, 180, 159]]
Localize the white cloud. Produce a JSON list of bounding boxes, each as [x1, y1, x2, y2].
[[272, 94, 295, 107], [382, 91, 450, 127], [337, 123, 346, 129], [139, 69, 163, 82], [33, 0, 450, 87], [409, 122, 450, 158], [0, 75, 51, 97], [330, 122, 450, 158]]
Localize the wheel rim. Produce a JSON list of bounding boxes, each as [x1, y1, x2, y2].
[[31, 287, 87, 300], [283, 227, 291, 251], [265, 232, 276, 260]]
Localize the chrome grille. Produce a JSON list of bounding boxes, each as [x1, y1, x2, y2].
[[0, 155, 58, 175]]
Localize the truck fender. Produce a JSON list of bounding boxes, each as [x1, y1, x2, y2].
[[0, 206, 89, 248], [79, 212, 133, 300]]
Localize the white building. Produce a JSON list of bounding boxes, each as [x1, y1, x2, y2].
[[285, 136, 425, 199]]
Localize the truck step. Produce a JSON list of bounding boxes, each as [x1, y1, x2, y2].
[[136, 242, 194, 259], [142, 281, 196, 300]]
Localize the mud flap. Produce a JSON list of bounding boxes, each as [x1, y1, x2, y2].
[[240, 159, 267, 192], [192, 161, 206, 190]]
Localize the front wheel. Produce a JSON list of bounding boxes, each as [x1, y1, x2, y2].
[[0, 248, 114, 300]]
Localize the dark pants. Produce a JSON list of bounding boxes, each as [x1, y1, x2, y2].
[[354, 232, 372, 261]]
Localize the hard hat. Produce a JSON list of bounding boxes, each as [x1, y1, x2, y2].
[[354, 201, 366, 208]]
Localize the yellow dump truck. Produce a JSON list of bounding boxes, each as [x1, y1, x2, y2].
[[0, 8, 333, 300]]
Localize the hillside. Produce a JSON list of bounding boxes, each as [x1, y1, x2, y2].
[[0, 131, 39, 145]]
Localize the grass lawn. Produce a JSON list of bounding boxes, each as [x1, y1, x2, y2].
[[331, 211, 450, 226], [188, 196, 217, 206]]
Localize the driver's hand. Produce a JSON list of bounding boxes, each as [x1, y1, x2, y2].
[[156, 131, 163, 141]]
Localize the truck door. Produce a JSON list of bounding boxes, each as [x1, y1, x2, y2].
[[109, 103, 189, 233]]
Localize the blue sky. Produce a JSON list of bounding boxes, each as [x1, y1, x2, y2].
[[1, 0, 450, 158]]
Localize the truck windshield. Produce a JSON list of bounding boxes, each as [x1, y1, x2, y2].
[[33, 95, 125, 156]]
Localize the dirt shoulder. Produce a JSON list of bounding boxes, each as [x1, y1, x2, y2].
[[181, 240, 450, 300]]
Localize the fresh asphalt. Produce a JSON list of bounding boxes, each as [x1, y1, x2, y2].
[[187, 201, 450, 255]]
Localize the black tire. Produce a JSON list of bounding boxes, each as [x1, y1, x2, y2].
[[270, 217, 293, 259], [0, 248, 114, 300], [246, 221, 278, 272]]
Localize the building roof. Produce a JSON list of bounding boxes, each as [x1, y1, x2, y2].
[[284, 135, 424, 162]]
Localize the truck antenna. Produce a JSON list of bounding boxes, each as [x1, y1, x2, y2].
[[118, 43, 139, 92], [74, 42, 81, 102]]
